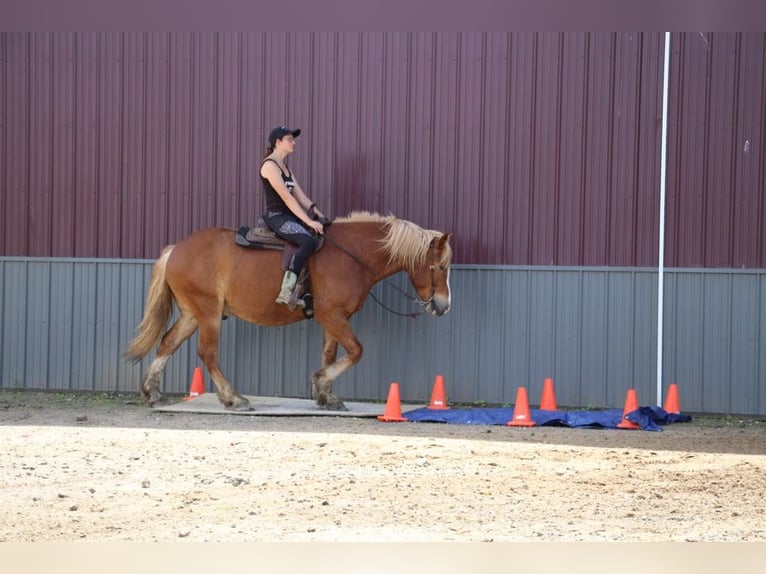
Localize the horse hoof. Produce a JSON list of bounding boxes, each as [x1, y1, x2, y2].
[[225, 396, 253, 412], [320, 400, 348, 412], [148, 395, 168, 408]]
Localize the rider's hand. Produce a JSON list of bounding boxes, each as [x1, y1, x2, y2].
[[309, 220, 324, 235]]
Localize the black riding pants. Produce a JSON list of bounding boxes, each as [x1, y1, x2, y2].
[[263, 210, 318, 275]]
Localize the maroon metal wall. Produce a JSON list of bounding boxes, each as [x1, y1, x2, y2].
[[1, 32, 764, 267]]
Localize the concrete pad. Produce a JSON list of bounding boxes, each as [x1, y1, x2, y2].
[[155, 392, 423, 418]]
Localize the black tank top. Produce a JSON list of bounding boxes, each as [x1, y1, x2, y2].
[[260, 158, 295, 211]]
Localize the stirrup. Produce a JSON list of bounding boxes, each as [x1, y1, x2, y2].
[[275, 292, 305, 309]]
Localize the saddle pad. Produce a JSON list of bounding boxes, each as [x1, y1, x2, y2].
[[235, 225, 285, 250]]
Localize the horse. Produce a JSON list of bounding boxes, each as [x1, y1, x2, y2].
[[124, 211, 453, 411]]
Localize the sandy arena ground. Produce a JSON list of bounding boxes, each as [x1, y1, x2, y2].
[[1, 391, 764, 542]]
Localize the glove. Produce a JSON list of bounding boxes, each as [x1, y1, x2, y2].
[[308, 204, 332, 227]]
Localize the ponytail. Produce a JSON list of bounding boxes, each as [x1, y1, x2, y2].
[[263, 145, 274, 158]]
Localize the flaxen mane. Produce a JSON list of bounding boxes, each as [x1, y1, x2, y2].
[[335, 211, 451, 271]]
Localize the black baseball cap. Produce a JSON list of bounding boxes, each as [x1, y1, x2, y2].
[[268, 126, 301, 146]]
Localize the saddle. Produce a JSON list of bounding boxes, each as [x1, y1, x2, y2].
[[234, 217, 325, 318]]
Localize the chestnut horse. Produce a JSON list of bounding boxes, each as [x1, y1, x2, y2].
[[124, 212, 453, 411]]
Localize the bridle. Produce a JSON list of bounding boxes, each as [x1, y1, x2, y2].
[[326, 236, 439, 319]]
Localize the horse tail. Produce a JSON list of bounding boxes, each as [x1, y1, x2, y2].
[[123, 245, 176, 361]]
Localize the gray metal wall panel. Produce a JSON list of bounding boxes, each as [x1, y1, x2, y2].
[[70, 262, 96, 390], [580, 272, 608, 407], [3, 261, 27, 387], [25, 263, 50, 389], [665, 272, 703, 403], [2, 262, 766, 415], [730, 274, 760, 414], [633, 273, 659, 410], [2, 33, 765, 269], [702, 275, 731, 412], [761, 278, 766, 412]]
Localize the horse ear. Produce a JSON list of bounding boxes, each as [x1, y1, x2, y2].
[[429, 232, 452, 249]]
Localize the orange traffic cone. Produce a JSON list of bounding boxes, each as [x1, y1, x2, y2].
[[663, 383, 681, 414], [428, 374, 449, 410], [617, 388, 639, 429], [183, 367, 205, 401], [540, 377, 558, 411], [507, 387, 536, 427], [377, 382, 408, 422]]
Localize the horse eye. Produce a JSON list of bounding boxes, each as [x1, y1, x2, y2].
[[429, 265, 435, 271]]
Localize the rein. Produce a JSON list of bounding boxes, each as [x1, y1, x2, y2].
[[325, 236, 433, 319]]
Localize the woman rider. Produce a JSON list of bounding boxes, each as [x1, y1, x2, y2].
[[260, 126, 327, 307]]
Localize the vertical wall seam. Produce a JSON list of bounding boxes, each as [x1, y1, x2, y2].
[[678, 32, 688, 266], [478, 33, 488, 257], [236, 33, 243, 216], [379, 33, 387, 219], [356, 33, 363, 192], [577, 269, 583, 405], [579, 33, 590, 265], [524, 268, 531, 386], [22, 261, 28, 386], [428, 33, 437, 223], [604, 271, 610, 404], [142, 33, 149, 257], [71, 34, 79, 255], [118, 33, 126, 256], [632, 33, 644, 266], [1, 34, 6, 253], [701, 34, 713, 266], [164, 34, 172, 247], [700, 272, 706, 409], [452, 33, 462, 228], [68, 261, 75, 389], [758, 33, 766, 267], [605, 33, 616, 265], [758, 274, 763, 411], [727, 272, 734, 412], [48, 33, 54, 255], [25, 34, 31, 253], [0, 262, 4, 385], [331, 33, 339, 199], [503, 34, 513, 261], [728, 34, 742, 267], [45, 260, 51, 389], [188, 33, 196, 235], [553, 33, 564, 264], [212, 32, 220, 225], [94, 34, 101, 257], [527, 33, 538, 264]]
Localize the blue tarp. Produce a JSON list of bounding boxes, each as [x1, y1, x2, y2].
[[403, 405, 691, 431]]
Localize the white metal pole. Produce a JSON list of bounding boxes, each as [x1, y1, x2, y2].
[[657, 32, 671, 406]]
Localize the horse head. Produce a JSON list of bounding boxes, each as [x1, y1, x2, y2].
[[409, 232, 452, 316]]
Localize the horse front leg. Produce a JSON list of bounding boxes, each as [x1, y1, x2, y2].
[[197, 317, 252, 412], [321, 331, 339, 368], [311, 318, 363, 411]]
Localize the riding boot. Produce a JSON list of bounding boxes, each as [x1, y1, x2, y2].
[[276, 270, 304, 308]]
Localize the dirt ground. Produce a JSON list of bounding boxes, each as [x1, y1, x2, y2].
[[1, 390, 764, 542]]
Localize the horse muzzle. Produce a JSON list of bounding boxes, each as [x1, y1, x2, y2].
[[425, 295, 450, 316]]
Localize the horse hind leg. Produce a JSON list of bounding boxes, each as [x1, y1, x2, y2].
[[196, 317, 252, 412], [142, 313, 198, 406]]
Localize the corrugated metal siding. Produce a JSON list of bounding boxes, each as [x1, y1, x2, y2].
[[2, 32, 765, 267], [2, 258, 764, 415], [667, 32, 766, 269]]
